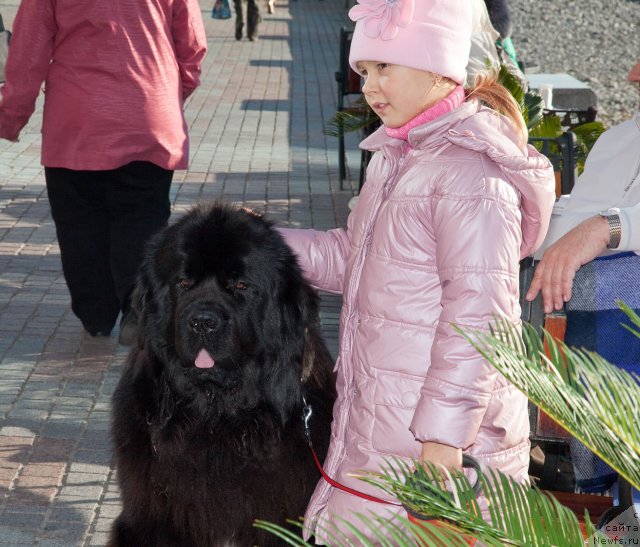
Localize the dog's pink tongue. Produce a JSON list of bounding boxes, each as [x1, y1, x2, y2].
[[195, 349, 215, 369]]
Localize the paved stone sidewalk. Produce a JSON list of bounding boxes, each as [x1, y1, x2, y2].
[[0, 0, 356, 544]]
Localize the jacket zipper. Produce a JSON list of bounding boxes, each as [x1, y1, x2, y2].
[[344, 148, 407, 335]]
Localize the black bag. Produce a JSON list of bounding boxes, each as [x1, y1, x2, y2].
[[211, 0, 231, 19], [0, 12, 11, 84]]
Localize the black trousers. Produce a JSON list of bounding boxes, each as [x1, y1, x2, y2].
[[45, 161, 172, 333], [234, 0, 260, 40]]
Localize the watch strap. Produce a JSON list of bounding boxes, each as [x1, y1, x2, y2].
[[601, 213, 621, 249]]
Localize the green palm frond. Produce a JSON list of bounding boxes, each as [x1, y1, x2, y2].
[[456, 305, 640, 489], [571, 121, 607, 153], [528, 112, 563, 139], [571, 120, 607, 172], [496, 65, 544, 131], [253, 519, 308, 545], [323, 97, 378, 138], [367, 459, 590, 546], [256, 457, 593, 546], [256, 510, 492, 546], [496, 66, 608, 176], [620, 300, 640, 334]]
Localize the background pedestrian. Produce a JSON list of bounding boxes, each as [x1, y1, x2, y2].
[[0, 0, 207, 344]]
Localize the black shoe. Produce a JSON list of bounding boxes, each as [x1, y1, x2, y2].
[[118, 309, 139, 346]]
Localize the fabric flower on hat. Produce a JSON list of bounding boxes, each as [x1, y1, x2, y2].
[[348, 0, 415, 40]]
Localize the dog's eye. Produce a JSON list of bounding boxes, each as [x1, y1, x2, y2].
[[178, 279, 194, 290], [224, 280, 247, 293]]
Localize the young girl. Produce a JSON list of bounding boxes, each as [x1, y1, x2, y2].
[[279, 0, 555, 540]]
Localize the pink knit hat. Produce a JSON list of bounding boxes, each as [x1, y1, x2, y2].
[[348, 0, 473, 85]]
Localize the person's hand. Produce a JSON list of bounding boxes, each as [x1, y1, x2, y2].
[[525, 215, 610, 313], [420, 441, 462, 473]]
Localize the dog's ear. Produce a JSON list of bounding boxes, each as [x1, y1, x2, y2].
[[262, 239, 335, 418], [300, 327, 315, 384], [129, 234, 167, 339], [131, 246, 157, 323], [260, 272, 316, 422], [297, 285, 336, 390], [301, 323, 336, 392], [130, 279, 149, 318]]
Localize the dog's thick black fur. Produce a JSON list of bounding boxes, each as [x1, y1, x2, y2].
[[109, 203, 336, 547]]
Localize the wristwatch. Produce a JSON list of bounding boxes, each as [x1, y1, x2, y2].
[[599, 210, 622, 249]]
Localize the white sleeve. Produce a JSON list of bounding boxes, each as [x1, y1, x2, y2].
[[618, 202, 640, 252]]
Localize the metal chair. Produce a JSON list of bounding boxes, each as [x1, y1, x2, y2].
[[334, 27, 379, 190], [335, 27, 360, 187], [522, 131, 578, 490], [547, 107, 598, 129], [528, 131, 577, 197]]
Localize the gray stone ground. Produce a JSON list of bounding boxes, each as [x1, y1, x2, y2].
[[509, 0, 639, 127], [0, 0, 638, 545]]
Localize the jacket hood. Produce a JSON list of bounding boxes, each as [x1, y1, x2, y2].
[[361, 100, 556, 257]]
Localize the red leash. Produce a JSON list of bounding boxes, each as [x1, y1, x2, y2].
[[302, 402, 401, 507]]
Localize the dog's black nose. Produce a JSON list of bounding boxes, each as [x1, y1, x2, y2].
[[188, 312, 220, 335]]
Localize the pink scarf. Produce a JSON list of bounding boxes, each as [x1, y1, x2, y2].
[[385, 86, 465, 141]]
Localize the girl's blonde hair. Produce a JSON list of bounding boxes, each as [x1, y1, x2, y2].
[[465, 71, 528, 148]]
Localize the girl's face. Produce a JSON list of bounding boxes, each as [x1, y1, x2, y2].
[[357, 61, 454, 128]]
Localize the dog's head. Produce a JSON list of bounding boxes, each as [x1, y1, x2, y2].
[[133, 202, 326, 418]]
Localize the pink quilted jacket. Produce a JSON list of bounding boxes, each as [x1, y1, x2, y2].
[[280, 100, 555, 541]]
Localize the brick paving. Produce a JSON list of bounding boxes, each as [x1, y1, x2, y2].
[[0, 0, 357, 543]]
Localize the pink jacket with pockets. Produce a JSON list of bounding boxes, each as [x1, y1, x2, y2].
[[280, 100, 555, 541], [0, 0, 206, 170]]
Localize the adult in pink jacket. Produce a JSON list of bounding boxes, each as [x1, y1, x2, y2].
[[0, 0, 206, 343], [279, 0, 555, 541]]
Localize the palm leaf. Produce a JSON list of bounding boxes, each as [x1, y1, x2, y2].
[[619, 300, 640, 335], [255, 510, 470, 546], [571, 120, 607, 173], [571, 121, 606, 155], [323, 97, 378, 138], [372, 459, 588, 546], [456, 310, 640, 489], [496, 65, 544, 131], [253, 519, 309, 546], [528, 112, 563, 139], [257, 455, 589, 546]]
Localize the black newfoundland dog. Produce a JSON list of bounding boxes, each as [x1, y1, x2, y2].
[[109, 203, 336, 547]]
